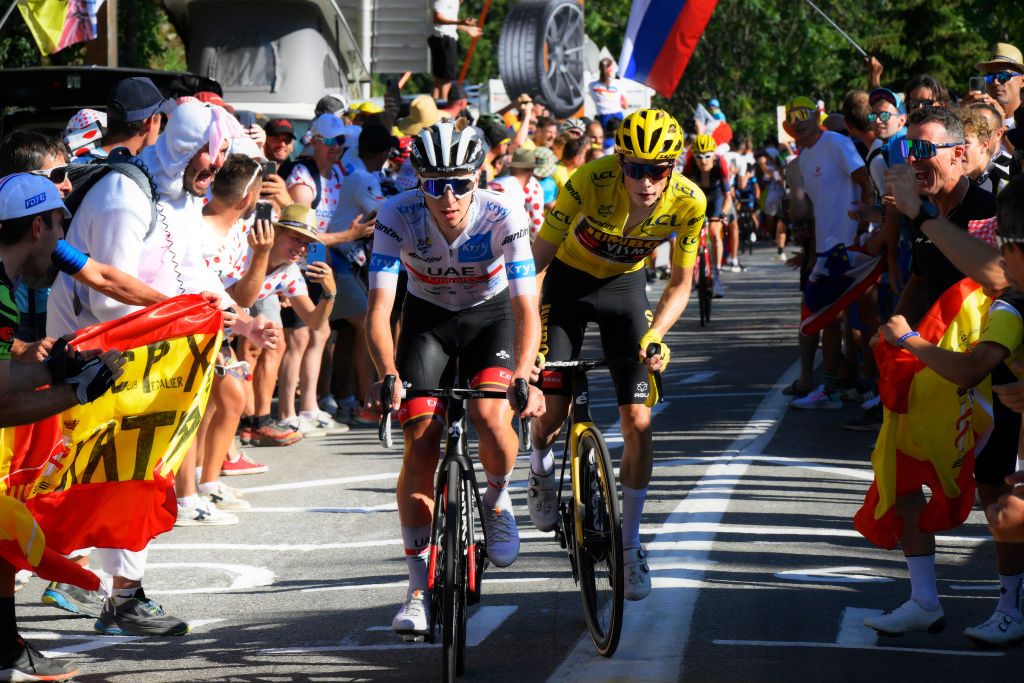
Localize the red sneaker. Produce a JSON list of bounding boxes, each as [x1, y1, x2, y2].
[[239, 425, 253, 446], [246, 422, 302, 447], [351, 406, 382, 426], [221, 452, 270, 476]]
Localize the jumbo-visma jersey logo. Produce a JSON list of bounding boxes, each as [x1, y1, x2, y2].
[[573, 219, 660, 263]]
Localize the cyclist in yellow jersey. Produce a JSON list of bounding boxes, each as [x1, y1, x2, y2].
[[527, 109, 706, 600]]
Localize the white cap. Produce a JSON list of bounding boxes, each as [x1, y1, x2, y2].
[[229, 135, 266, 160], [0, 173, 70, 222], [310, 113, 346, 139]]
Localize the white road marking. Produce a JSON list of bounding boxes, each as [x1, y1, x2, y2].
[[548, 360, 800, 683], [303, 577, 549, 594], [145, 563, 275, 595], [949, 584, 999, 591], [260, 605, 517, 654], [244, 504, 398, 513], [27, 633, 146, 658], [235, 471, 399, 494], [836, 608, 882, 646], [775, 567, 894, 584], [713, 639, 1003, 657]]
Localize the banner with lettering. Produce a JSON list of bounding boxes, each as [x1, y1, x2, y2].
[[0, 296, 221, 585]]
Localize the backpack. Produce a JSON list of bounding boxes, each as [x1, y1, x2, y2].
[[276, 157, 322, 209], [64, 147, 159, 242]]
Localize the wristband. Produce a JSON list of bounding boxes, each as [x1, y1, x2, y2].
[[897, 331, 920, 348], [321, 291, 336, 301]]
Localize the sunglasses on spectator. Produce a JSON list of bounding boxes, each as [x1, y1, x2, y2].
[[786, 108, 815, 124], [28, 166, 69, 184], [315, 136, 342, 147], [866, 112, 897, 123], [621, 159, 673, 181], [906, 99, 936, 111], [420, 177, 476, 199], [695, 152, 716, 162], [997, 235, 1024, 251], [984, 71, 1022, 85], [899, 138, 964, 160]]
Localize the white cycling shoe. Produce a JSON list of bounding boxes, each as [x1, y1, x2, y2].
[[964, 609, 1024, 646], [623, 547, 652, 601], [483, 505, 520, 568], [864, 599, 945, 636], [392, 589, 429, 636], [527, 469, 559, 532]]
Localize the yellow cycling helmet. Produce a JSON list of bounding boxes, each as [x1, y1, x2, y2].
[[614, 109, 684, 162], [691, 134, 717, 154]]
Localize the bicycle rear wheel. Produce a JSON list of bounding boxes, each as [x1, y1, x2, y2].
[[441, 464, 468, 681], [697, 248, 711, 327], [574, 427, 623, 657]]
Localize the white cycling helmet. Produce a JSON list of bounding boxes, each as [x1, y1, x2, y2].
[[410, 120, 485, 175]]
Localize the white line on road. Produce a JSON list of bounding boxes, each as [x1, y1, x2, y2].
[[836, 608, 882, 646], [236, 471, 399, 494], [548, 360, 800, 683], [303, 577, 550, 594], [145, 563, 275, 595], [244, 504, 399, 513], [713, 639, 1003, 657], [775, 567, 893, 584]]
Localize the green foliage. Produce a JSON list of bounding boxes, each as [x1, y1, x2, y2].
[[0, 0, 185, 70]]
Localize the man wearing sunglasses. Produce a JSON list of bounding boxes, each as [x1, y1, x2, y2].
[[966, 43, 1024, 130], [528, 108, 704, 601], [865, 105, 1022, 645], [866, 88, 908, 197], [366, 121, 545, 637]]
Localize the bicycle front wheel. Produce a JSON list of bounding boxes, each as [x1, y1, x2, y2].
[[697, 249, 711, 327], [441, 464, 468, 681], [574, 427, 623, 657]]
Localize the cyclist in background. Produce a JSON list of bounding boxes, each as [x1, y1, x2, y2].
[[683, 134, 732, 296], [528, 109, 707, 600], [365, 121, 545, 637]]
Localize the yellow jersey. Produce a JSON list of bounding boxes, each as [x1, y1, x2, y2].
[[537, 154, 707, 278]]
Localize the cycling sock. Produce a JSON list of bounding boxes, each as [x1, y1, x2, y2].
[[620, 484, 647, 550], [997, 572, 1024, 617], [906, 553, 940, 611], [530, 444, 555, 476], [822, 370, 837, 394], [483, 469, 513, 509], [402, 525, 431, 593], [177, 494, 201, 509]]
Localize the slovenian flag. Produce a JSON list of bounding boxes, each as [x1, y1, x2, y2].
[[618, 0, 719, 99]]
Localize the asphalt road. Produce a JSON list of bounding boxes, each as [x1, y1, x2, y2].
[[15, 246, 1017, 681]]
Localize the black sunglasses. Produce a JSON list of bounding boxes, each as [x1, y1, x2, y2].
[[29, 166, 69, 184], [620, 158, 673, 181]]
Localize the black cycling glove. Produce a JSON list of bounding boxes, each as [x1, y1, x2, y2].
[[44, 338, 91, 384], [66, 358, 116, 404]]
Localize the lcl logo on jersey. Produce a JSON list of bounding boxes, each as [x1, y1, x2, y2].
[[591, 169, 617, 188]]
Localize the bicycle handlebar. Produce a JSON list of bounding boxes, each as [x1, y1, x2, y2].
[[645, 343, 665, 404], [541, 353, 664, 404], [378, 374, 396, 448]]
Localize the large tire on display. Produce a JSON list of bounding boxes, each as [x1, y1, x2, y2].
[[498, 0, 585, 119]]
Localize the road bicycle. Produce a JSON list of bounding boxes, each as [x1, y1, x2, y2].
[[693, 221, 713, 327], [738, 204, 757, 256], [540, 347, 663, 657], [378, 376, 529, 681]]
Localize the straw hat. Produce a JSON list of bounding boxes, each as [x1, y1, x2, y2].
[[273, 205, 324, 244], [397, 95, 442, 136]]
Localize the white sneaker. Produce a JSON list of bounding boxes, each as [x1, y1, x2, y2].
[[864, 599, 945, 636], [175, 501, 239, 527], [527, 469, 559, 532], [203, 482, 251, 511], [392, 589, 429, 635], [483, 505, 520, 568], [278, 416, 326, 438], [624, 546, 652, 601], [790, 384, 842, 410], [313, 410, 350, 434], [777, 252, 787, 261], [964, 609, 1024, 646]]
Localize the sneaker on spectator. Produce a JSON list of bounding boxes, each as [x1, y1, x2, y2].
[[0, 638, 77, 681], [350, 405, 382, 426], [279, 416, 327, 438], [238, 424, 253, 446], [202, 481, 251, 511], [41, 581, 103, 618], [861, 394, 881, 411], [175, 500, 238, 527], [844, 403, 883, 431], [309, 410, 351, 434], [318, 394, 339, 415], [95, 591, 189, 636], [248, 421, 302, 447], [790, 384, 842, 410], [13, 570, 32, 592], [221, 452, 269, 476]]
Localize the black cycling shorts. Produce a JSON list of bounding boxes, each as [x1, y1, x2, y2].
[[427, 35, 458, 81], [975, 376, 1020, 485], [396, 289, 515, 425], [539, 259, 652, 406]]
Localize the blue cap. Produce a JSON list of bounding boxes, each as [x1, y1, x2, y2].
[[107, 77, 166, 123], [709, 98, 721, 108], [868, 88, 906, 115]]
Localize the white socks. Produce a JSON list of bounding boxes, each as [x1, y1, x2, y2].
[[906, 554, 940, 611], [401, 525, 431, 593], [483, 469, 513, 509], [620, 484, 647, 550], [530, 444, 554, 475], [177, 494, 201, 509], [997, 572, 1024, 618], [197, 482, 218, 496]]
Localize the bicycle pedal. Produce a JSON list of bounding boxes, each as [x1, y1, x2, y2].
[[397, 631, 428, 643]]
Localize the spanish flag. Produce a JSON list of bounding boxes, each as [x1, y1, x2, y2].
[[0, 296, 221, 587], [854, 279, 994, 549]]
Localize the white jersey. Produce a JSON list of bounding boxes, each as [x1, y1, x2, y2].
[[369, 189, 537, 312]]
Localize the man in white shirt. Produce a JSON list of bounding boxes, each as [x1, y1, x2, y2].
[[429, 0, 482, 100]]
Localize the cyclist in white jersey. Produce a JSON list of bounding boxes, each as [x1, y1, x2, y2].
[[366, 121, 546, 637]]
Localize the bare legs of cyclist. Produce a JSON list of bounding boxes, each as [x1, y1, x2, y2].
[[529, 396, 654, 600], [708, 219, 726, 297], [393, 398, 521, 635], [775, 216, 788, 260]]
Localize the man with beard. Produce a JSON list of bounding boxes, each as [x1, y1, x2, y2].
[[967, 43, 1024, 131], [47, 100, 276, 637]]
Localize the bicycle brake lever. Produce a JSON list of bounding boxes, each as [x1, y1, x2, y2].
[[379, 374, 396, 448], [645, 343, 666, 404], [514, 377, 531, 452]]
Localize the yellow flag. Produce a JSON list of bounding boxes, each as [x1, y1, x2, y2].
[[17, 0, 69, 55]]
